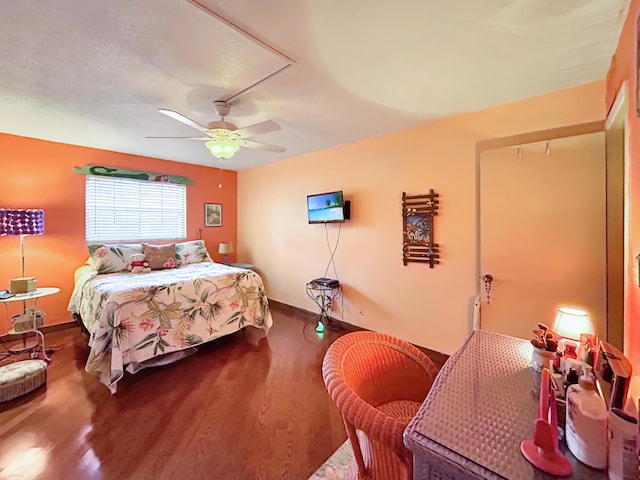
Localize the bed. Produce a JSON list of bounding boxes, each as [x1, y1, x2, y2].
[[68, 243, 272, 393]]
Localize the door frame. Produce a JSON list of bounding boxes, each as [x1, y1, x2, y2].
[[473, 120, 605, 331], [604, 82, 629, 353]]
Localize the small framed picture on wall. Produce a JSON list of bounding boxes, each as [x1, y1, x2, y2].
[[205, 203, 222, 227]]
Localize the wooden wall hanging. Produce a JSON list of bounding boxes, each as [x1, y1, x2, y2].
[[402, 189, 440, 267]]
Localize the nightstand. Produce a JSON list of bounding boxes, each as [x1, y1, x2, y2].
[[230, 263, 254, 270], [1, 287, 59, 361]]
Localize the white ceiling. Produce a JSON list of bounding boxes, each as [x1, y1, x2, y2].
[[0, 1, 629, 170]]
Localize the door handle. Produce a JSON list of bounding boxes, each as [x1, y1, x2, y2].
[[482, 274, 493, 304]]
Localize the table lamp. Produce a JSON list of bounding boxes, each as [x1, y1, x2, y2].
[[218, 241, 233, 265], [0, 209, 45, 292], [552, 307, 594, 359]]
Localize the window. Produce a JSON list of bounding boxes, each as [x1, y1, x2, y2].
[[85, 175, 186, 243]]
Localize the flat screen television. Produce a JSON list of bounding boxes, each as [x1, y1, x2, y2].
[[307, 191, 346, 224]]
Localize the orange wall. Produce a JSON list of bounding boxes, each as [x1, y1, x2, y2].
[[0, 133, 235, 330], [238, 81, 605, 355], [605, 0, 640, 406]]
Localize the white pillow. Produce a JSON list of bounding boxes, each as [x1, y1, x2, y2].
[[175, 240, 213, 266]]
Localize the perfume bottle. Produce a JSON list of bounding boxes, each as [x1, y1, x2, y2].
[[553, 350, 563, 373]]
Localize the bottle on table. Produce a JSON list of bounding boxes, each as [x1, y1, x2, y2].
[[565, 365, 608, 470]]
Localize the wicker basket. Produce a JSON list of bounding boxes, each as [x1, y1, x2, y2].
[[0, 360, 47, 402]]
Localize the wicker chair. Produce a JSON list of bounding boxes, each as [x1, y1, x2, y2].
[[322, 331, 440, 480]]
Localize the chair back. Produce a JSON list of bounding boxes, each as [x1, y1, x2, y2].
[[337, 337, 434, 406], [322, 331, 439, 480]]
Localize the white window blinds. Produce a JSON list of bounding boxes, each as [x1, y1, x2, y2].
[[86, 175, 186, 243]]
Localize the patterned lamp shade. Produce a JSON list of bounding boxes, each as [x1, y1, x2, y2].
[[0, 209, 45, 236]]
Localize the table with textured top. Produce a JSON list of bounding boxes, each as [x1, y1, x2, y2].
[[404, 329, 607, 480]]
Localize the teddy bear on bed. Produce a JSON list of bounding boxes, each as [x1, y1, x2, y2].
[[127, 253, 151, 274]]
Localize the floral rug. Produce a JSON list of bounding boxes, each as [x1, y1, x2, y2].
[[308, 440, 353, 479]]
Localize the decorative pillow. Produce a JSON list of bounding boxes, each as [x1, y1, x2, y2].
[[143, 243, 177, 270], [175, 240, 213, 266], [88, 244, 143, 274]]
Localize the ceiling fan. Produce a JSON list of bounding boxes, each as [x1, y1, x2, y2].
[[147, 101, 285, 159]]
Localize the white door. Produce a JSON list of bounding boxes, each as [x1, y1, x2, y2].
[[479, 133, 606, 340]]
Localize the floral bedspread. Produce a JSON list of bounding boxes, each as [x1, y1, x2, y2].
[[68, 262, 272, 393]]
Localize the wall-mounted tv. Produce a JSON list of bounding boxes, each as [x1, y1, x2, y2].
[[307, 190, 347, 224]]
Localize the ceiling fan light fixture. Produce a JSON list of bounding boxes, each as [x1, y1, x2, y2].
[[154, 106, 284, 159], [205, 139, 240, 159]]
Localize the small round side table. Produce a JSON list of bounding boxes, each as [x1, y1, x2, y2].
[[1, 287, 60, 361]]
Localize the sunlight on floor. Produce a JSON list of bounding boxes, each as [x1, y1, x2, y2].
[[0, 433, 49, 480]]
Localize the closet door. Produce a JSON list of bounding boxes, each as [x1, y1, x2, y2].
[[479, 133, 606, 340]]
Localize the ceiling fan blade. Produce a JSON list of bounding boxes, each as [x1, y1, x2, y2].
[[234, 120, 281, 138], [158, 109, 209, 133], [242, 139, 286, 153], [145, 136, 211, 140]]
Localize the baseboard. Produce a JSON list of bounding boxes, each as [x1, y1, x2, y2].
[[0, 320, 78, 344], [267, 298, 449, 367], [268, 298, 362, 333], [268, 298, 317, 322]]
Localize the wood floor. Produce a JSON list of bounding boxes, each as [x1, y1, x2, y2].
[[0, 304, 443, 480]]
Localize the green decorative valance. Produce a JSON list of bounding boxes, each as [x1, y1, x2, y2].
[[73, 164, 194, 185]]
